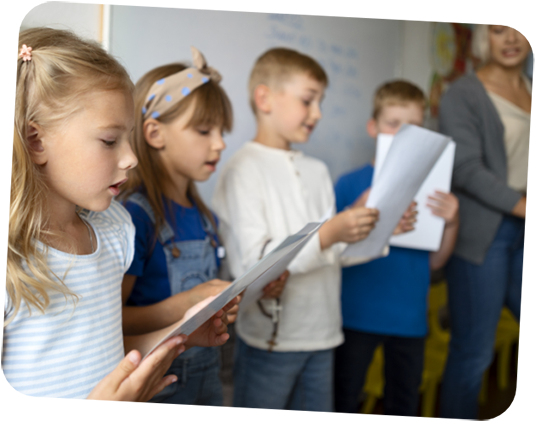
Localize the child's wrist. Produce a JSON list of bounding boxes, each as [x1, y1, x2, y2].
[[319, 223, 335, 250]]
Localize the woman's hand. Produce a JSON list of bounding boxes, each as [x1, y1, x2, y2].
[[87, 335, 187, 402], [427, 191, 459, 226], [393, 201, 418, 235], [261, 270, 290, 300]]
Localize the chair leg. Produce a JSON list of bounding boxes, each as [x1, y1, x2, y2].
[[497, 342, 512, 390], [361, 394, 377, 414], [421, 378, 438, 418], [479, 368, 489, 404]]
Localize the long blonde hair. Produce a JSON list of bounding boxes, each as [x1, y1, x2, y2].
[[120, 63, 233, 241], [7, 28, 133, 325]]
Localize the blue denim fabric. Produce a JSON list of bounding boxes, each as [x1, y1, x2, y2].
[[439, 215, 524, 419], [232, 336, 334, 411], [128, 193, 222, 406], [334, 329, 425, 416], [150, 347, 223, 405]]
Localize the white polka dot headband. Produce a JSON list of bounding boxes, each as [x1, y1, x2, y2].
[[142, 46, 222, 121]]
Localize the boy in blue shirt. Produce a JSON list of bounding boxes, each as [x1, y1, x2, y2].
[[333, 80, 459, 416]]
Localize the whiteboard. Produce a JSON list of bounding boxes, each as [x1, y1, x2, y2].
[[109, 7, 402, 202]]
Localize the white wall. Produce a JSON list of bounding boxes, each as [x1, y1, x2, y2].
[[17, 2, 442, 203], [20, 1, 102, 42]]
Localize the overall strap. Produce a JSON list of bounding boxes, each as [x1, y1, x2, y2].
[[125, 192, 175, 244], [199, 210, 217, 236]]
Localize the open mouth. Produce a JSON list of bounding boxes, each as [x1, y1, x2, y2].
[[304, 124, 315, 133], [205, 159, 219, 170], [502, 48, 520, 57], [109, 179, 127, 195]]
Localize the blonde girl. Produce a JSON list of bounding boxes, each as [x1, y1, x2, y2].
[[4, 28, 232, 401], [119, 48, 237, 405]]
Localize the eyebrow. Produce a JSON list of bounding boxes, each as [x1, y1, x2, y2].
[[98, 124, 127, 130], [97, 124, 134, 132]]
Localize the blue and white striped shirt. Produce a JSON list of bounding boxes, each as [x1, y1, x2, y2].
[[2, 200, 135, 399]]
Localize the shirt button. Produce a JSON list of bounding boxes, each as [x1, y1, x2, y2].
[[296, 171, 300, 177]]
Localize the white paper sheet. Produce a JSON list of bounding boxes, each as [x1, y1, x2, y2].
[[342, 124, 451, 259], [141, 222, 322, 358], [374, 134, 456, 251]]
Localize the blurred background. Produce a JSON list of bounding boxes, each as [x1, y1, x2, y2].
[[1, 1, 534, 420]]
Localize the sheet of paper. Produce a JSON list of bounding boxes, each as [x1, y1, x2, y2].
[[342, 124, 451, 259], [141, 222, 322, 358], [374, 134, 456, 251]]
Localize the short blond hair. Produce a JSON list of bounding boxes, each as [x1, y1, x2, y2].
[[248, 47, 328, 114], [372, 80, 427, 119]]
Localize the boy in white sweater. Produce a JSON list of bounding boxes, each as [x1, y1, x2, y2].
[[212, 48, 412, 411]]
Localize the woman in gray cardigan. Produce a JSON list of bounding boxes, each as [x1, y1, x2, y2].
[[438, 25, 531, 419]]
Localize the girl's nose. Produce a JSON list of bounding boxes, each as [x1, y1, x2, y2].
[[120, 141, 138, 170], [312, 103, 322, 121], [213, 132, 226, 151]]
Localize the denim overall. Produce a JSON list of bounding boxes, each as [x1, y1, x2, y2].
[[126, 193, 223, 406]]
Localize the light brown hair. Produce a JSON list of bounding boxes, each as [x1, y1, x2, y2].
[[8, 27, 133, 325], [248, 47, 328, 114], [372, 80, 427, 119], [120, 63, 233, 240]]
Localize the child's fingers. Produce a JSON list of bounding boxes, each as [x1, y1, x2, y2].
[[279, 270, 290, 281], [427, 204, 449, 218], [125, 336, 184, 400], [355, 215, 378, 227], [112, 350, 142, 390], [145, 374, 178, 402], [215, 332, 230, 346], [222, 296, 239, 313]]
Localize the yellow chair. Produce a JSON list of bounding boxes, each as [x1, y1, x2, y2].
[[420, 280, 450, 417], [362, 345, 384, 413], [360, 280, 519, 416]]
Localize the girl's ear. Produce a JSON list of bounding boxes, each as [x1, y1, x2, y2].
[[253, 84, 272, 114], [26, 122, 47, 165], [366, 118, 379, 139], [143, 119, 165, 149]]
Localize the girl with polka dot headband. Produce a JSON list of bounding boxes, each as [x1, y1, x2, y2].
[[118, 47, 236, 406]]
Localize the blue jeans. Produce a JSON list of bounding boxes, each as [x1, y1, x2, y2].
[[149, 347, 223, 405], [334, 329, 425, 416], [232, 336, 334, 411], [439, 216, 524, 419]]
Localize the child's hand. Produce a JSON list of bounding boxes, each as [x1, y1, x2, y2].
[[261, 270, 290, 300], [186, 308, 231, 348], [393, 201, 418, 235], [320, 207, 379, 249], [351, 188, 371, 209], [427, 191, 459, 226], [221, 294, 242, 324], [87, 335, 187, 402], [188, 279, 231, 309]]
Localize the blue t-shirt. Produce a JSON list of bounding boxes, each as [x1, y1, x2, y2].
[[335, 164, 430, 337], [124, 197, 220, 306]]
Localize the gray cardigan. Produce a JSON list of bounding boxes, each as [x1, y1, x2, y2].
[[439, 73, 524, 265]]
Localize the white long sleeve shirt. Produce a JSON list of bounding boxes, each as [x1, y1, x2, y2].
[[213, 141, 373, 352]]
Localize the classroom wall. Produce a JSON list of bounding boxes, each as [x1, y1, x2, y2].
[[109, 7, 408, 202], [18, 3, 439, 204]]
